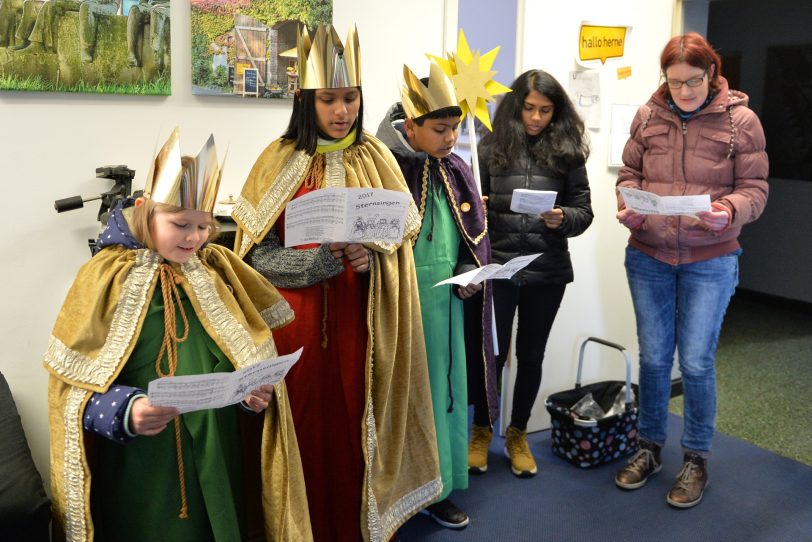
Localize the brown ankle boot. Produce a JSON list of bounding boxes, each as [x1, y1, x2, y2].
[[666, 452, 708, 508], [615, 440, 662, 489]]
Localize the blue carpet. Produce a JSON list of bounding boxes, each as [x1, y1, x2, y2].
[[399, 414, 812, 541]]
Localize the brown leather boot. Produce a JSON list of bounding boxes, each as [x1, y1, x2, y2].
[[666, 452, 709, 508], [615, 439, 662, 489]]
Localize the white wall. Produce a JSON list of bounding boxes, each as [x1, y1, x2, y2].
[[511, 0, 676, 432], [0, 0, 455, 492]]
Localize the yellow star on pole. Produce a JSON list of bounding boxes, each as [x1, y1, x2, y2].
[[427, 28, 511, 131]]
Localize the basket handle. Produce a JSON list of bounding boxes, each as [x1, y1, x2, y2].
[[574, 337, 634, 411]]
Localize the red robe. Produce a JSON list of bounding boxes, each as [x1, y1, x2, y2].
[[273, 182, 368, 541]]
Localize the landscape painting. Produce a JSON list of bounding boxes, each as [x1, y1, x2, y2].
[[191, 0, 332, 99], [0, 0, 171, 95]]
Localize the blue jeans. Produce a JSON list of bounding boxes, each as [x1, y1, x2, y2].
[[625, 246, 740, 454]]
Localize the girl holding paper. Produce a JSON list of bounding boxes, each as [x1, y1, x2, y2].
[[614, 33, 768, 509], [232, 25, 440, 542], [470, 69, 593, 478], [43, 129, 310, 541]]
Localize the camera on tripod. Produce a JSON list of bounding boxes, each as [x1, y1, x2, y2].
[[54, 165, 141, 253]]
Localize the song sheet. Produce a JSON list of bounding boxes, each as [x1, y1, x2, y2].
[[510, 189, 558, 214], [434, 254, 543, 287], [147, 348, 303, 414], [619, 187, 711, 216], [284, 187, 411, 247]]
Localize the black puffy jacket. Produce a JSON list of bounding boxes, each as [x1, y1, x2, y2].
[[479, 144, 593, 285]]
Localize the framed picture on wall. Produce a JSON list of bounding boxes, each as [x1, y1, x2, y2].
[[190, 0, 332, 99], [0, 0, 171, 95]]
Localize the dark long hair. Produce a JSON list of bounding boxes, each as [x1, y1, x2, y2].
[[481, 69, 589, 175], [281, 87, 366, 155], [657, 32, 723, 100]]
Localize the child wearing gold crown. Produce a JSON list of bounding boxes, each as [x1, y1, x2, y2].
[[43, 128, 311, 542], [232, 25, 440, 542], [375, 62, 496, 530]]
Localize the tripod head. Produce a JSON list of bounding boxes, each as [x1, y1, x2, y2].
[[54, 165, 140, 254], [54, 165, 138, 223]]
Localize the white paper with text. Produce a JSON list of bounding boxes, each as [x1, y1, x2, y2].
[[284, 188, 411, 247], [510, 189, 557, 214], [147, 348, 303, 414], [434, 254, 543, 287], [619, 187, 710, 216]]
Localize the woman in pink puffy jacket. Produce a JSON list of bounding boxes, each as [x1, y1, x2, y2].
[[614, 32, 768, 509]]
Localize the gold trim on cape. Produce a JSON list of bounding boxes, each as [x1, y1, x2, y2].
[[418, 158, 487, 250], [233, 148, 313, 257], [45, 249, 159, 389], [324, 149, 346, 188], [62, 386, 90, 542], [364, 389, 443, 539], [181, 254, 278, 369], [436, 161, 487, 247]]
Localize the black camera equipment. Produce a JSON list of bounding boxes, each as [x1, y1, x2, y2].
[[54, 165, 139, 253]]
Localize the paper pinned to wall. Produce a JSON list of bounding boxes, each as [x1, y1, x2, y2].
[[569, 70, 601, 130], [609, 103, 640, 168]]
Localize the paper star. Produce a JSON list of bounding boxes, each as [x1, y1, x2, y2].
[[427, 29, 511, 131]]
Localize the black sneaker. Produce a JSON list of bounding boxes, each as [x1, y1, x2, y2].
[[420, 498, 470, 529]]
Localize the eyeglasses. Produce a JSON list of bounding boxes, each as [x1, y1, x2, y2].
[[664, 71, 707, 89]]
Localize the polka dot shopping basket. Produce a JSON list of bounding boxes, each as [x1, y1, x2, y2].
[[545, 337, 639, 468]]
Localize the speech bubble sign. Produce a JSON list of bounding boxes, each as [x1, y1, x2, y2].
[[579, 25, 628, 64]]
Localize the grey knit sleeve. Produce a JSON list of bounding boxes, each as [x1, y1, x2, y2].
[[246, 226, 345, 288]]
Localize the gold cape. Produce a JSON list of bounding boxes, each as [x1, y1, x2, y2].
[[232, 133, 442, 542], [43, 242, 312, 542]]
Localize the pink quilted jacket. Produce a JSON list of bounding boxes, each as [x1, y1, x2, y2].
[[616, 77, 769, 265]]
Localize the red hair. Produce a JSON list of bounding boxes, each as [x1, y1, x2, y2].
[[657, 32, 723, 99]]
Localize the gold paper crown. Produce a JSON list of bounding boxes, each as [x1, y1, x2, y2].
[[297, 24, 361, 89], [143, 127, 224, 213], [401, 61, 459, 119]]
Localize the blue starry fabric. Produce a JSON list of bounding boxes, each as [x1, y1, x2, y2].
[[84, 385, 145, 443], [94, 198, 143, 253], [93, 197, 210, 254]]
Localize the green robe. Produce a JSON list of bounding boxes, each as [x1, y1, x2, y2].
[[91, 288, 244, 542], [413, 184, 469, 499]]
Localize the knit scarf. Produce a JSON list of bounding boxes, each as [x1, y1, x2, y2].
[[667, 93, 714, 120]]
